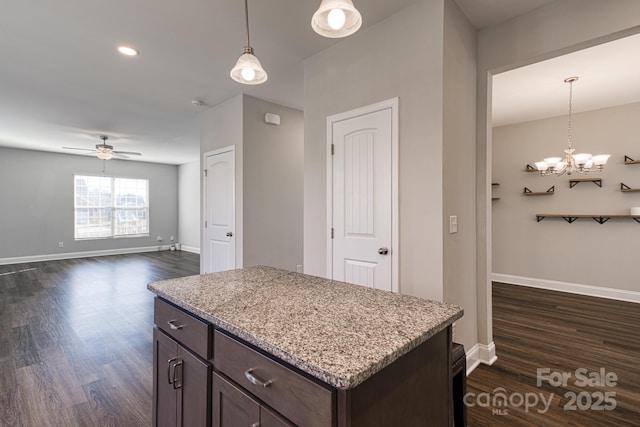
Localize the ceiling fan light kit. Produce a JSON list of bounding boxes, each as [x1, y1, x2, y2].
[[311, 0, 362, 38], [62, 135, 141, 160], [533, 77, 610, 176]]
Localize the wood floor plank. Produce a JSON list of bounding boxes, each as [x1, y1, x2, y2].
[[0, 251, 200, 426], [467, 282, 640, 426]]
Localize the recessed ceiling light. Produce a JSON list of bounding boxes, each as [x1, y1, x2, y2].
[[117, 46, 139, 56]]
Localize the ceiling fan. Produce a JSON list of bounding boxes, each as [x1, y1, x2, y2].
[[62, 135, 142, 160]]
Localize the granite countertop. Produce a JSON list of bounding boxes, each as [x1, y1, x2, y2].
[[147, 265, 463, 390]]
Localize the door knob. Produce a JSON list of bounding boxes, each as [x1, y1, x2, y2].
[[226, 232, 233, 237], [378, 247, 389, 255]]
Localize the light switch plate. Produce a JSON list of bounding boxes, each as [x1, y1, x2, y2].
[[449, 216, 458, 234]]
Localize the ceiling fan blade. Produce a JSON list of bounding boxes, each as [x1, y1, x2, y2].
[[62, 147, 96, 152], [112, 150, 142, 156], [111, 153, 130, 159]]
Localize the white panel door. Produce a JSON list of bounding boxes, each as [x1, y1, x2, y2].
[[331, 107, 393, 291], [203, 148, 235, 273]]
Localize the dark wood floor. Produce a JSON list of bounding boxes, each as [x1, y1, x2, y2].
[[0, 251, 200, 427], [467, 282, 640, 427]]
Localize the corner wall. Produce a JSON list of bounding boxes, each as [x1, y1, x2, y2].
[[178, 160, 201, 253], [443, 0, 478, 351], [243, 95, 304, 271], [304, 0, 445, 301]]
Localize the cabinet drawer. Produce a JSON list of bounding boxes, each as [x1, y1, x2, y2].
[[154, 298, 211, 359], [214, 330, 333, 427]]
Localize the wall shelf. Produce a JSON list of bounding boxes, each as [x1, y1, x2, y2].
[[523, 186, 554, 195], [536, 214, 640, 224], [569, 178, 602, 188], [621, 183, 640, 193], [624, 155, 640, 165]]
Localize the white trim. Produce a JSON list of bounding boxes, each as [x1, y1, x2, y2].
[[0, 246, 172, 266], [325, 98, 400, 292], [492, 273, 640, 304], [180, 245, 200, 254], [465, 342, 498, 376]]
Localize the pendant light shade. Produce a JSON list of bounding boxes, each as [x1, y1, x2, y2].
[[230, 0, 267, 85], [312, 0, 362, 38], [230, 46, 268, 85]]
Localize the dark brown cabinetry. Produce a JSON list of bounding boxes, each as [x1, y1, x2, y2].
[[152, 296, 452, 426], [212, 372, 292, 427], [153, 299, 212, 427]]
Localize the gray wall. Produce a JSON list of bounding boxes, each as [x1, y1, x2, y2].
[[493, 102, 640, 292], [442, 0, 478, 349], [304, 0, 446, 301], [0, 147, 178, 260], [243, 96, 304, 271], [178, 160, 201, 252], [199, 94, 303, 272], [476, 0, 640, 348], [200, 95, 244, 268]]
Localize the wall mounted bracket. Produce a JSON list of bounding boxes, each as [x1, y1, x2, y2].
[[524, 186, 554, 195], [624, 155, 640, 165], [620, 183, 640, 192], [569, 178, 601, 188], [525, 164, 537, 172]]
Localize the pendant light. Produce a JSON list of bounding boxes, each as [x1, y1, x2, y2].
[[230, 0, 267, 85], [534, 77, 610, 176], [312, 0, 362, 38]]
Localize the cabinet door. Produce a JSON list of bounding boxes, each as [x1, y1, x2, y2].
[[261, 406, 294, 427], [153, 328, 178, 427], [178, 344, 211, 427], [212, 372, 260, 427]]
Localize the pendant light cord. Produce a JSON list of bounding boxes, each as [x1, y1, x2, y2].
[[567, 79, 573, 150], [244, 0, 251, 47]]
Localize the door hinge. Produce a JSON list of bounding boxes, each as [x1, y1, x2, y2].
[[331, 144, 335, 155], [205, 221, 207, 228], [331, 228, 334, 239], [204, 169, 208, 176]]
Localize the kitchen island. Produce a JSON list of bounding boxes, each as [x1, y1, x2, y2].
[[148, 266, 463, 426]]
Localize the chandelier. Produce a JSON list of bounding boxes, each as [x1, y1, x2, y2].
[[534, 77, 610, 176]]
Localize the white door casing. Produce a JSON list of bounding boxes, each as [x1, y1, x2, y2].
[[327, 99, 399, 292], [203, 147, 236, 274]]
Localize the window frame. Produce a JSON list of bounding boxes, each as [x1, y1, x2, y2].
[[73, 174, 150, 240]]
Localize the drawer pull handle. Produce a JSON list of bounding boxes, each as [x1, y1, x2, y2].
[[244, 369, 273, 388], [167, 319, 185, 330]]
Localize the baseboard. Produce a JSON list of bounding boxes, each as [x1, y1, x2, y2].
[[465, 342, 497, 376], [0, 246, 172, 266], [492, 273, 640, 304], [180, 245, 200, 254]]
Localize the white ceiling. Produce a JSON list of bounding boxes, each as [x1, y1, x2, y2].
[[492, 32, 640, 127], [3, 0, 626, 165]]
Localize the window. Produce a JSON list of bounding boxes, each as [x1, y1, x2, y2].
[[74, 175, 149, 239]]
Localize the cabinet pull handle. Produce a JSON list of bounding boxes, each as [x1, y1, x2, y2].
[[168, 357, 178, 384], [171, 360, 183, 390], [244, 369, 273, 388], [167, 319, 185, 330], [168, 357, 183, 389]]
